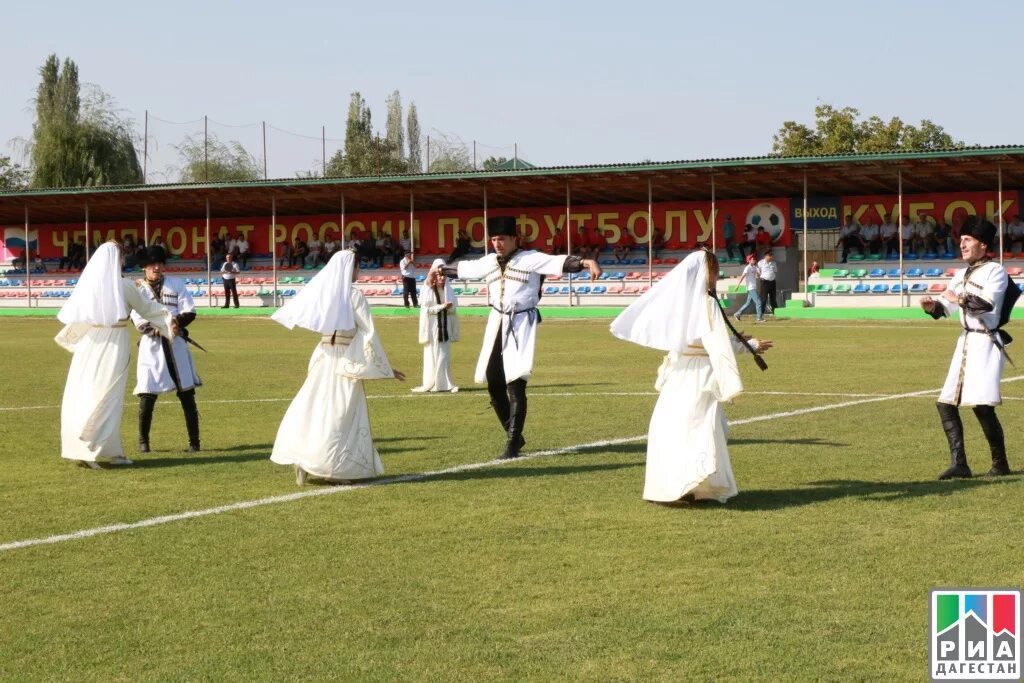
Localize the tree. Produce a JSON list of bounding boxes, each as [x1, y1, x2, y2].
[[406, 103, 422, 173], [426, 131, 473, 173], [172, 133, 262, 182], [342, 92, 375, 176], [385, 90, 404, 164], [771, 104, 963, 156], [28, 54, 143, 188], [0, 156, 30, 190], [481, 156, 510, 171]]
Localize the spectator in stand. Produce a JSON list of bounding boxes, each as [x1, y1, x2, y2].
[[152, 236, 166, 253], [651, 227, 666, 260], [33, 254, 47, 272], [238, 233, 250, 269], [448, 229, 472, 262], [573, 225, 590, 260], [614, 227, 634, 263], [914, 217, 935, 254], [291, 238, 309, 268], [880, 214, 899, 257], [278, 240, 293, 269], [211, 235, 226, 269], [11, 248, 26, 270], [357, 234, 378, 267], [220, 252, 240, 308], [742, 223, 757, 257], [733, 254, 764, 323], [379, 233, 396, 265], [808, 260, 820, 277], [61, 237, 86, 270], [307, 236, 323, 268], [323, 236, 338, 263], [549, 227, 566, 255], [754, 226, 773, 252], [227, 234, 239, 262], [400, 251, 419, 308], [836, 219, 865, 263], [900, 215, 914, 255], [589, 226, 608, 260], [933, 218, 953, 255], [722, 214, 741, 260], [398, 228, 412, 264], [373, 232, 389, 267], [757, 250, 778, 315], [861, 220, 880, 255], [1008, 215, 1024, 253]]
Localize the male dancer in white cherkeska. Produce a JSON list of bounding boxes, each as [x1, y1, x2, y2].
[[920, 216, 1017, 479], [131, 245, 204, 453], [431, 216, 601, 459]]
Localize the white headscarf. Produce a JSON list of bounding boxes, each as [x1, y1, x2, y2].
[[610, 250, 715, 352], [57, 242, 127, 326], [428, 257, 458, 307], [272, 250, 355, 333]]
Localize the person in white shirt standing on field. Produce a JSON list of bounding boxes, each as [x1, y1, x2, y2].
[[733, 254, 764, 322], [400, 252, 419, 308], [920, 217, 1018, 480], [757, 250, 778, 314], [220, 251, 240, 308]]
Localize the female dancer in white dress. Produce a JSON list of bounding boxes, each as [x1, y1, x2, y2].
[[412, 258, 460, 393], [56, 242, 172, 467], [611, 249, 772, 503], [270, 250, 405, 485]]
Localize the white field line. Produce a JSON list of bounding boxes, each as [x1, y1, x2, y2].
[[3, 375, 1023, 553]]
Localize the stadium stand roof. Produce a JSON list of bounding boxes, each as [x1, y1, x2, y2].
[[2, 145, 1024, 225]]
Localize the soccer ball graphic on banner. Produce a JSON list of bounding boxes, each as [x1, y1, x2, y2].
[[745, 203, 785, 242]]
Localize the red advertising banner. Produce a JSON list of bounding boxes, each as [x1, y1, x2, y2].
[[2, 197, 793, 260], [841, 191, 1019, 226]]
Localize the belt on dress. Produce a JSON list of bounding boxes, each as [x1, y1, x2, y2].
[[491, 305, 540, 349]]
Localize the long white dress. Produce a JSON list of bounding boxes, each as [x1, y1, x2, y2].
[[270, 289, 395, 480], [415, 283, 460, 392], [57, 280, 172, 462], [935, 260, 1009, 407], [642, 299, 753, 503]]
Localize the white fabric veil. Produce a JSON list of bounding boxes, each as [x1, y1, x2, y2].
[[57, 242, 127, 326], [429, 257, 458, 307], [610, 250, 715, 352], [272, 250, 355, 333]]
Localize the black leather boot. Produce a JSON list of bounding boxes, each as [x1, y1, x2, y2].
[[499, 379, 527, 460], [973, 405, 1011, 476], [179, 389, 201, 452], [138, 393, 157, 453], [937, 403, 971, 480]]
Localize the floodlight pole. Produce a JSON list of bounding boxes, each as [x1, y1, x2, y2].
[[710, 174, 717, 254], [409, 191, 416, 260], [143, 110, 148, 184], [205, 198, 212, 308], [262, 121, 268, 180], [143, 201, 149, 246]]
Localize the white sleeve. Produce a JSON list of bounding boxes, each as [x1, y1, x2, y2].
[[456, 254, 498, 280]]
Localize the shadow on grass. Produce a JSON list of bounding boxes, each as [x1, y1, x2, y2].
[[134, 447, 271, 468], [727, 477, 1020, 511], [729, 437, 846, 447], [425, 460, 641, 483]]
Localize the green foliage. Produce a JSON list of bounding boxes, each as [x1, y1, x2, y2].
[[28, 54, 143, 188], [481, 156, 509, 170], [173, 132, 262, 182], [0, 155, 30, 190], [342, 91, 376, 176], [427, 131, 474, 173], [406, 102, 422, 173], [772, 103, 964, 156], [385, 90, 405, 164]]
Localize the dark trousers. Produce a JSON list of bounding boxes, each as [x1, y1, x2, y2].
[[402, 276, 418, 307], [760, 279, 778, 312], [223, 279, 239, 307], [484, 333, 528, 439]]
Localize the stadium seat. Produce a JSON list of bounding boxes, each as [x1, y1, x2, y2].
[[850, 269, 868, 278], [544, 286, 558, 295], [632, 258, 647, 265], [890, 284, 905, 294], [868, 268, 885, 278], [904, 252, 919, 260], [560, 286, 570, 294], [832, 269, 849, 278], [929, 283, 946, 293], [906, 268, 924, 278], [848, 254, 865, 261], [910, 283, 928, 293], [866, 254, 882, 261], [607, 285, 623, 294], [886, 268, 902, 278], [925, 268, 943, 278], [1007, 267, 1023, 276], [944, 267, 958, 277], [833, 284, 851, 294], [815, 284, 832, 294], [623, 285, 639, 294], [871, 284, 889, 294], [577, 286, 591, 294], [923, 252, 938, 260], [852, 284, 870, 294]]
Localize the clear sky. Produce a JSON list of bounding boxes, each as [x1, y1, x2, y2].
[[2, 0, 1022, 180]]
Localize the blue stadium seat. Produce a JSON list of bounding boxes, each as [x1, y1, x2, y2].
[[887, 268, 902, 278], [910, 283, 928, 293], [871, 284, 889, 293], [592, 285, 607, 294], [577, 285, 591, 294], [868, 268, 885, 278], [560, 286, 570, 294], [925, 268, 943, 277], [891, 283, 906, 293], [544, 286, 559, 295], [609, 272, 625, 280], [631, 258, 647, 265], [923, 252, 938, 260], [852, 284, 870, 294], [904, 252, 919, 260], [906, 268, 924, 277]]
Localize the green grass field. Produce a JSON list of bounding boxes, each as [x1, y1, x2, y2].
[[1, 311, 1022, 681]]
